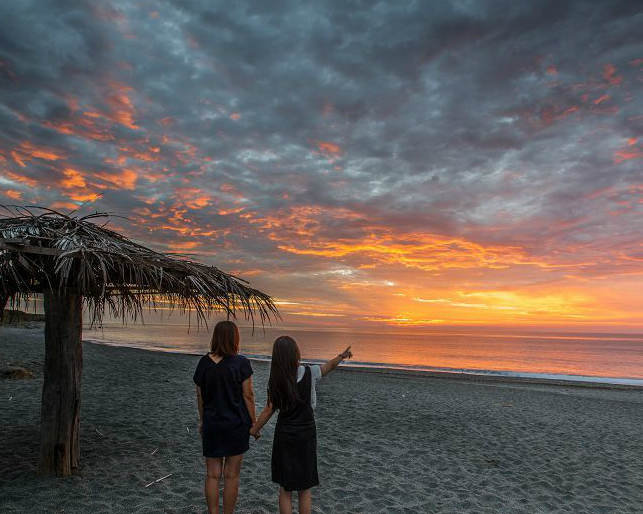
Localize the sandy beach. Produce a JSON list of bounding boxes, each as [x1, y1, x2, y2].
[[1, 326, 642, 514]]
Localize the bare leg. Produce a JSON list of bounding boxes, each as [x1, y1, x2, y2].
[[205, 458, 223, 514], [298, 489, 312, 514], [222, 454, 243, 514], [279, 487, 293, 514]]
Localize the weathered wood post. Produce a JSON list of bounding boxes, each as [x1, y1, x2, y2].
[[39, 288, 83, 476]]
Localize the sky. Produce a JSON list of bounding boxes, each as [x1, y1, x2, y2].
[[0, 0, 642, 332]]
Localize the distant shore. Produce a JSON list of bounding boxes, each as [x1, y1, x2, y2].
[[2, 325, 643, 514]]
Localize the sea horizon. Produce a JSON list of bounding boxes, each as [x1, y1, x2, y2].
[[83, 322, 643, 386]]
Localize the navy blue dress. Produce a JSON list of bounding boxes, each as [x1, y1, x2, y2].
[[193, 354, 253, 458]]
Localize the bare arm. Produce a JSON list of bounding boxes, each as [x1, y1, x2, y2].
[[242, 376, 257, 424], [196, 385, 204, 434], [250, 401, 274, 437], [320, 346, 353, 376]]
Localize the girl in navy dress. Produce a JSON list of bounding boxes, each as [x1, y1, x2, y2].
[[194, 321, 256, 514], [251, 336, 352, 514]]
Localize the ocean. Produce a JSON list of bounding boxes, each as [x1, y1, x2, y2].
[[83, 322, 643, 386]]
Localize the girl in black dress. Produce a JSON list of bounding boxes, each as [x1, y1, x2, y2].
[[194, 321, 256, 514], [251, 336, 352, 514]]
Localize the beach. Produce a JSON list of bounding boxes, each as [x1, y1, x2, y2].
[[1, 326, 642, 514]]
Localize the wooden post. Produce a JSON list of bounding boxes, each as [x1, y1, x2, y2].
[[39, 288, 83, 476]]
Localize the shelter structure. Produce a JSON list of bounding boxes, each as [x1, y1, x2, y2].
[[0, 206, 278, 476]]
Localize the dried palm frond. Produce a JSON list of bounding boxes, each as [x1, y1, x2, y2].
[[0, 205, 279, 327]]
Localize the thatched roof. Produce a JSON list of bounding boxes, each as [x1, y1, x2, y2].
[[0, 206, 278, 326]]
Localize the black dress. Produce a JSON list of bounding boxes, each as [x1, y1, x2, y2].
[[193, 354, 253, 458], [271, 366, 319, 492]]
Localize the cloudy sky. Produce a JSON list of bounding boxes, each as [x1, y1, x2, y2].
[[1, 0, 642, 331]]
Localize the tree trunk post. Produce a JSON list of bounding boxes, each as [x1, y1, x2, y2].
[[39, 288, 83, 477]]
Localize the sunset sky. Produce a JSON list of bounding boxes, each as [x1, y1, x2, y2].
[[1, 0, 642, 331]]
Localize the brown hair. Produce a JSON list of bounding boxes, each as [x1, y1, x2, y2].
[[210, 320, 240, 357], [267, 336, 301, 412]]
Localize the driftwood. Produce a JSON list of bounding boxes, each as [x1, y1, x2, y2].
[[145, 473, 173, 488]]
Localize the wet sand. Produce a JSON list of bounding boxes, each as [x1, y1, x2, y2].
[[1, 326, 642, 513]]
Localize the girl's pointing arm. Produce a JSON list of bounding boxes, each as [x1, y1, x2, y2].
[[320, 346, 353, 376]]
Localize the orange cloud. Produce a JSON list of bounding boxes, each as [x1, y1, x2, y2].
[[42, 97, 116, 141], [251, 206, 562, 273], [161, 136, 200, 165], [117, 143, 162, 163], [10, 151, 26, 167], [170, 240, 200, 250], [602, 63, 622, 86], [220, 183, 246, 200], [614, 149, 643, 163], [49, 83, 139, 135], [317, 141, 341, 155], [1, 169, 38, 188], [18, 141, 65, 161], [218, 207, 245, 216], [43, 117, 115, 142], [4, 190, 22, 199], [275, 232, 536, 272], [61, 167, 87, 188], [10, 141, 65, 168], [104, 82, 138, 129], [56, 166, 120, 202], [187, 196, 211, 209], [614, 139, 643, 163], [94, 169, 138, 190], [174, 187, 212, 209]]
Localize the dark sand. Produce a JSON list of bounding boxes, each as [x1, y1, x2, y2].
[[1, 326, 642, 513]]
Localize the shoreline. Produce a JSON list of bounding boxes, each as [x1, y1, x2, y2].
[[84, 338, 643, 390]]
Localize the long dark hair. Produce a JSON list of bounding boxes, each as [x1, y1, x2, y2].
[[267, 336, 301, 412], [210, 320, 240, 357]]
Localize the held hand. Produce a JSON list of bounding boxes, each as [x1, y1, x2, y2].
[[339, 346, 353, 360], [249, 423, 261, 440]]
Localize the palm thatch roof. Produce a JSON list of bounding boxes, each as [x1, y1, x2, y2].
[[0, 205, 278, 326]]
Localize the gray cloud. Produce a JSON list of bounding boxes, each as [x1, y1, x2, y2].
[[1, 0, 642, 318]]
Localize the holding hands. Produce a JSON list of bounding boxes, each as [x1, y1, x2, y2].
[[249, 423, 261, 440]]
